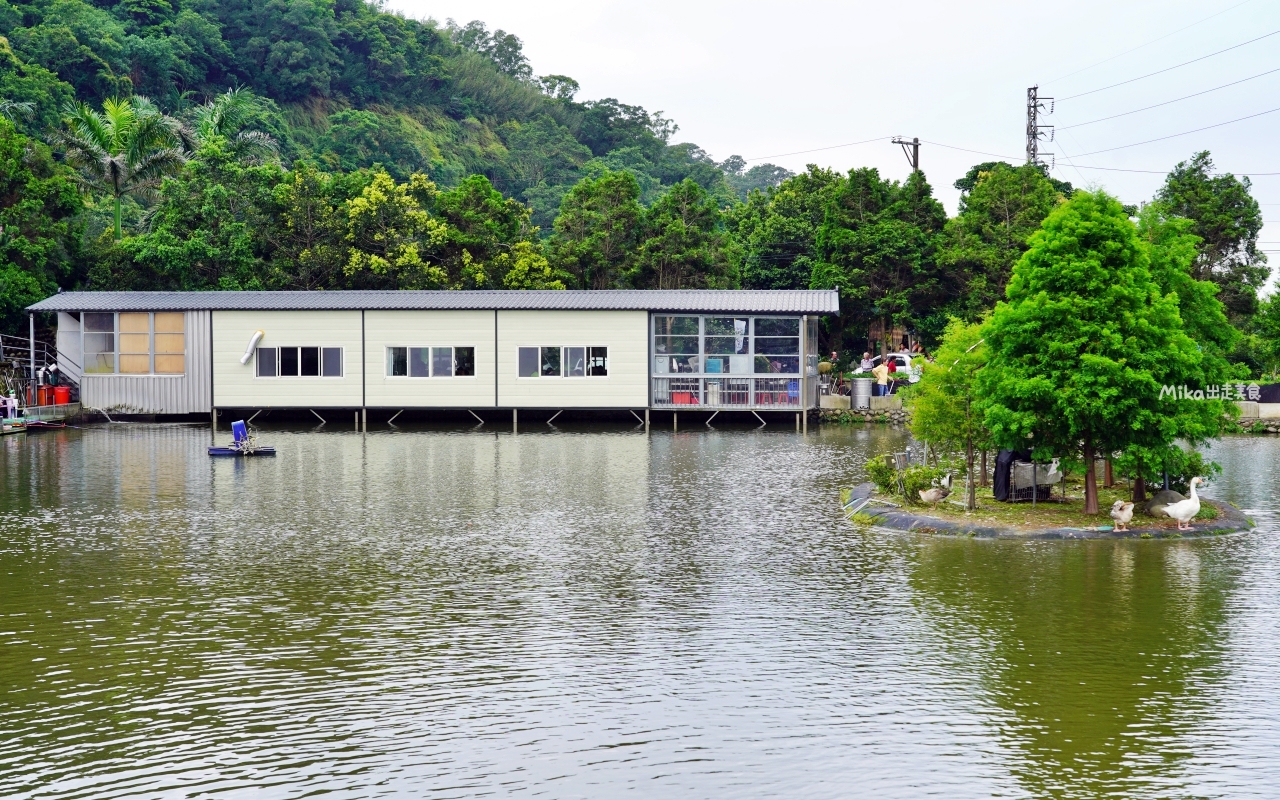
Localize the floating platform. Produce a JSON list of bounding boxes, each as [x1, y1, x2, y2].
[[208, 445, 276, 456]]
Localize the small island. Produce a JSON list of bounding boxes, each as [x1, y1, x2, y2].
[[837, 190, 1262, 541], [842, 478, 1253, 540]]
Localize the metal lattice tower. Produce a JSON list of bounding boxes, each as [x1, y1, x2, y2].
[[1026, 86, 1054, 168]]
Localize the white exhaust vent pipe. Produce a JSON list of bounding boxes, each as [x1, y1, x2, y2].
[[240, 330, 265, 364]]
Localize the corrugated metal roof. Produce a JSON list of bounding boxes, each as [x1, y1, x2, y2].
[[28, 289, 840, 314]]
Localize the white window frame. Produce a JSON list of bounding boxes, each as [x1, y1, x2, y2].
[[80, 311, 187, 377], [383, 345, 477, 379], [516, 346, 609, 379], [255, 346, 344, 378]]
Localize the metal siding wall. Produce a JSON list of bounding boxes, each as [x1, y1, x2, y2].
[[79, 310, 212, 414]]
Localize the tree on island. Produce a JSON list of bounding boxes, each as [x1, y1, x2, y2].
[[977, 191, 1228, 515], [907, 317, 989, 509]]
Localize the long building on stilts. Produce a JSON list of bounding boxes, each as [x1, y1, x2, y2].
[[25, 290, 839, 424]]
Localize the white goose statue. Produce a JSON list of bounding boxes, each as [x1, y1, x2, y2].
[[1163, 477, 1203, 531]]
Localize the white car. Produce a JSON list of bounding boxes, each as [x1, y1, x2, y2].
[[853, 352, 921, 383]]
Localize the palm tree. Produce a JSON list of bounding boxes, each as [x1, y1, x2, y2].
[[189, 88, 277, 163], [0, 100, 34, 122], [51, 96, 188, 239]]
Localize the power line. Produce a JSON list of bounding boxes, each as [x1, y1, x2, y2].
[[918, 139, 1022, 161], [1059, 28, 1280, 102], [744, 136, 889, 162], [1058, 66, 1280, 130], [1044, 0, 1255, 85], [1070, 104, 1280, 157]]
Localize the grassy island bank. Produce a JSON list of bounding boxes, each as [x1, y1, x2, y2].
[[841, 477, 1252, 539]]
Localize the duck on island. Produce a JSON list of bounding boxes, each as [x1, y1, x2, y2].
[[1161, 477, 1203, 531], [1109, 500, 1135, 531], [919, 473, 953, 505]]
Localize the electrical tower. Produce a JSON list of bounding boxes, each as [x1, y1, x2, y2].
[[891, 137, 920, 172], [1026, 86, 1054, 168]]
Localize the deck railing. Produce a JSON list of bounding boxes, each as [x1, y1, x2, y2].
[[651, 377, 803, 409]]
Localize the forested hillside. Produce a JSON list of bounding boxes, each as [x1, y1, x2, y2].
[[0, 0, 1272, 375]]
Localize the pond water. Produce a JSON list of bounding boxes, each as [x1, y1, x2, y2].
[[1, 423, 1278, 799]]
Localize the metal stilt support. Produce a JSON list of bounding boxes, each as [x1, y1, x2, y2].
[[645, 409, 649, 432], [513, 408, 518, 433], [673, 412, 677, 431], [467, 410, 484, 424], [211, 407, 217, 432], [362, 407, 367, 432]]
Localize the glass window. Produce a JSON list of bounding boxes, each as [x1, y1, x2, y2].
[[705, 317, 748, 336], [257, 347, 277, 377], [387, 347, 407, 377], [322, 347, 342, 377], [430, 347, 452, 377], [755, 318, 799, 336], [755, 355, 800, 374], [279, 346, 299, 376], [655, 335, 698, 355], [455, 347, 475, 376], [704, 336, 748, 355], [654, 316, 699, 336], [84, 327, 115, 374], [587, 347, 608, 376], [540, 346, 561, 377], [299, 347, 320, 377], [83, 313, 114, 332], [518, 347, 539, 377], [755, 337, 800, 355], [409, 347, 430, 377], [564, 346, 585, 377]]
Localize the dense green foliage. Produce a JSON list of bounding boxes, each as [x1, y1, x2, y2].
[[907, 317, 988, 507], [0, 0, 1275, 418], [977, 191, 1231, 514]]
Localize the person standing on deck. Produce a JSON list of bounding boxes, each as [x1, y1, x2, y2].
[[871, 360, 890, 396]]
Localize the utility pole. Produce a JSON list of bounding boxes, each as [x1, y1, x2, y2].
[[1025, 86, 1054, 168], [891, 137, 920, 172]]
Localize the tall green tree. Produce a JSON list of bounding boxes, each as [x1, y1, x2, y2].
[[549, 169, 642, 289], [907, 317, 989, 509], [727, 165, 841, 291], [1156, 151, 1267, 325], [122, 139, 283, 290], [977, 191, 1225, 515], [343, 170, 449, 289], [629, 178, 735, 289], [938, 162, 1063, 320], [52, 95, 188, 239], [1136, 203, 1240, 379], [187, 87, 278, 162], [266, 161, 362, 290], [810, 168, 948, 350], [0, 118, 80, 333], [432, 174, 537, 288]]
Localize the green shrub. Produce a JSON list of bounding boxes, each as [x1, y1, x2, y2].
[[902, 464, 949, 504], [866, 455, 897, 493]]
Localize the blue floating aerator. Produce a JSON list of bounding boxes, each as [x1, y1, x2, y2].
[[232, 420, 248, 444]]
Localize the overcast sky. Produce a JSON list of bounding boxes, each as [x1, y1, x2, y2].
[[390, 0, 1280, 252]]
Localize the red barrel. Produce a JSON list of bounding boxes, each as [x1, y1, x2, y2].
[[38, 385, 55, 406], [53, 386, 70, 405]]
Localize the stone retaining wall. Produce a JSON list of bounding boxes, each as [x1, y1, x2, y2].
[[820, 407, 910, 425]]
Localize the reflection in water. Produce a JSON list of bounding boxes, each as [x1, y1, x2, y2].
[[0, 425, 1278, 799], [911, 540, 1231, 799]]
